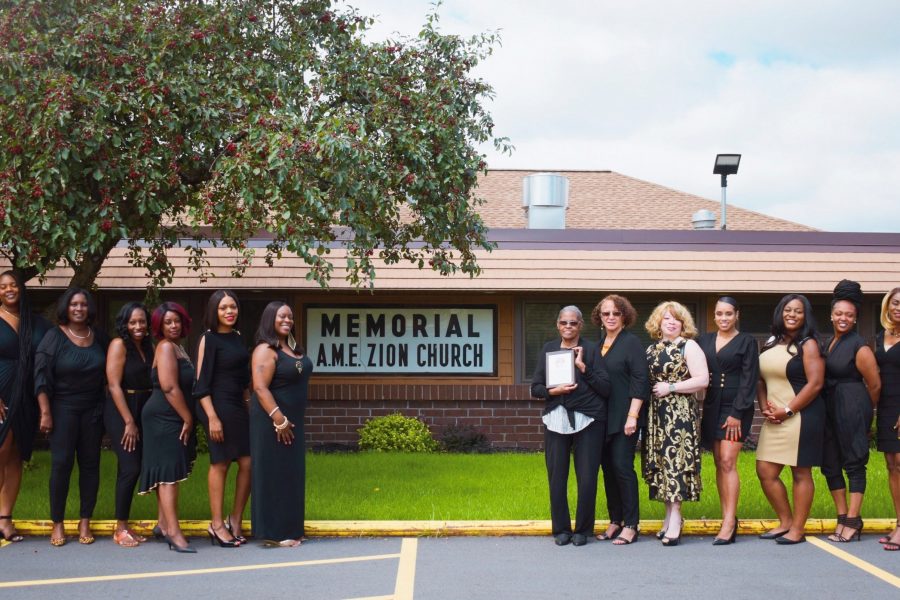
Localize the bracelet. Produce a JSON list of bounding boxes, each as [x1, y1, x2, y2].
[[274, 417, 291, 432], [627, 412, 640, 419], [268, 406, 281, 417]]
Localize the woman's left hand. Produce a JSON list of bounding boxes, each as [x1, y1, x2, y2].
[[653, 382, 671, 397], [276, 420, 295, 445], [721, 415, 742, 441], [573, 346, 586, 373]]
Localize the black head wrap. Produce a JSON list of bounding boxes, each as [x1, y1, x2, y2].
[[832, 279, 863, 311]]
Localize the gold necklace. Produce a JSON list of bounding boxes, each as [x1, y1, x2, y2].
[[65, 326, 92, 340], [0, 306, 19, 320]]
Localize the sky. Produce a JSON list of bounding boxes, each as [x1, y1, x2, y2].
[[345, 0, 900, 232]]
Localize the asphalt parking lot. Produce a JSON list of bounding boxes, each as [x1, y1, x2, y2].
[[1, 533, 898, 599]]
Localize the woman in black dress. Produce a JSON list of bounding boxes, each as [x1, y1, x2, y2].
[[195, 290, 250, 547], [590, 295, 648, 546], [877, 287, 900, 551], [697, 296, 759, 545], [138, 302, 196, 553], [755, 294, 825, 545], [822, 280, 880, 543], [531, 306, 610, 547], [643, 301, 709, 547], [34, 288, 108, 547], [0, 270, 50, 544], [250, 301, 312, 546], [105, 302, 153, 547]]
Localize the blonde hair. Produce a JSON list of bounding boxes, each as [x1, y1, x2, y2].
[[881, 287, 900, 331], [645, 301, 698, 339]]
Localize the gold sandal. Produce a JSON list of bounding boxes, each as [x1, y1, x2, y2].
[[113, 529, 140, 547]]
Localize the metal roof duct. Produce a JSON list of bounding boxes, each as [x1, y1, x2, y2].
[[692, 209, 717, 230], [522, 173, 568, 229]]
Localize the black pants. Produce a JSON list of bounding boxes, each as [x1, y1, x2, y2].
[[601, 429, 641, 527], [49, 401, 104, 523], [544, 420, 606, 537], [104, 391, 149, 521]]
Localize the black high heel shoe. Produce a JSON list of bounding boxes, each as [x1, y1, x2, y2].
[[713, 517, 738, 546], [152, 525, 166, 541], [661, 518, 683, 547], [830, 516, 863, 543], [225, 516, 248, 544], [208, 524, 240, 547], [166, 535, 197, 554]]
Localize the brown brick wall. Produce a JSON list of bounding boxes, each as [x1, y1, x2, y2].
[[303, 382, 768, 450]]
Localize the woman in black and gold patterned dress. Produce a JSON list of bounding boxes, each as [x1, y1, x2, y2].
[[643, 301, 709, 547], [755, 294, 825, 545]]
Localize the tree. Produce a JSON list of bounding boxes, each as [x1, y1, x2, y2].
[[0, 0, 509, 292]]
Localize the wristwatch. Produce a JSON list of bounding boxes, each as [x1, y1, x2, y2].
[[668, 383, 676, 394], [783, 405, 795, 418]]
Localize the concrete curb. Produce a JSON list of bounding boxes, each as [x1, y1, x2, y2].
[[7, 518, 897, 538]]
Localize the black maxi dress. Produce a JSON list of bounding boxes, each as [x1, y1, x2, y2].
[[697, 332, 759, 448], [194, 331, 250, 464], [821, 331, 874, 492], [875, 331, 900, 453], [138, 358, 196, 493], [0, 315, 50, 460], [250, 351, 313, 541]]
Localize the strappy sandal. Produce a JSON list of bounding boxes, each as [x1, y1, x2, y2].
[[879, 520, 900, 545], [113, 528, 140, 548], [827, 514, 847, 543], [225, 515, 247, 544], [829, 516, 863, 543], [595, 522, 622, 541], [0, 515, 24, 543], [612, 526, 639, 545]]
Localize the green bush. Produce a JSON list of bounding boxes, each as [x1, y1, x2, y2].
[[195, 424, 209, 454], [358, 413, 439, 452]]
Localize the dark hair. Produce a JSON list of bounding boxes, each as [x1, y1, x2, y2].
[[716, 296, 740, 311], [831, 279, 863, 312], [115, 302, 154, 360], [1, 270, 35, 429], [763, 293, 819, 356], [591, 294, 638, 329], [55, 287, 96, 325], [203, 289, 240, 331], [151, 302, 192, 340]]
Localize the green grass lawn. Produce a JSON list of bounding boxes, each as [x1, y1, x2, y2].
[[14, 449, 898, 521]]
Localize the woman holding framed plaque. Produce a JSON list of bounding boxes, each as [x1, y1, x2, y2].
[[531, 306, 610, 547]]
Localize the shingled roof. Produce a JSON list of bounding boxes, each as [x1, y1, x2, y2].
[[474, 169, 816, 232]]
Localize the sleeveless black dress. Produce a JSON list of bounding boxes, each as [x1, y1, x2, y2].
[[875, 331, 900, 453], [194, 331, 250, 463], [139, 358, 196, 493], [697, 332, 759, 447], [0, 315, 50, 460], [250, 351, 312, 541]]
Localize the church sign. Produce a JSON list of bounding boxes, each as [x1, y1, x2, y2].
[[305, 305, 497, 375]]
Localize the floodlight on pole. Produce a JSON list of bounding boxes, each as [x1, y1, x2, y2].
[[713, 153, 741, 231]]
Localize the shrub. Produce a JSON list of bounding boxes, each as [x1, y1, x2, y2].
[[439, 423, 491, 453], [358, 413, 439, 452]]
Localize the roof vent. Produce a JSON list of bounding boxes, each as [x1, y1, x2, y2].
[[691, 209, 717, 230], [522, 173, 569, 229]]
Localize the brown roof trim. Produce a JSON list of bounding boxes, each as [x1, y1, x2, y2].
[[487, 229, 900, 253]]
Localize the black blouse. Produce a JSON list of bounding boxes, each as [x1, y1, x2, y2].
[[597, 330, 650, 433], [530, 337, 611, 423], [193, 330, 250, 402], [34, 327, 109, 408]]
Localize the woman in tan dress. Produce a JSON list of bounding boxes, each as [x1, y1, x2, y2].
[[756, 294, 825, 545]]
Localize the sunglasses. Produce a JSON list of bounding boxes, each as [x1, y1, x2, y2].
[[558, 320, 581, 327], [601, 311, 622, 317]]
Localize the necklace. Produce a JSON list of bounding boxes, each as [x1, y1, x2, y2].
[[0, 307, 19, 320], [65, 326, 92, 340]]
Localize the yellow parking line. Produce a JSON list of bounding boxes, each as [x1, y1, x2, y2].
[[0, 552, 401, 589], [393, 538, 418, 600], [808, 537, 900, 588]]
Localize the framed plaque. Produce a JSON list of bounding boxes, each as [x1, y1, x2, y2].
[[545, 349, 575, 388]]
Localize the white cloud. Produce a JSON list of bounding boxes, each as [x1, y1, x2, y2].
[[345, 0, 900, 231]]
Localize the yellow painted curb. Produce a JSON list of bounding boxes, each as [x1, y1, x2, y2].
[[6, 518, 897, 538]]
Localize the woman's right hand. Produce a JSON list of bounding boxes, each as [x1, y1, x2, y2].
[[39, 411, 53, 435], [121, 420, 140, 452], [208, 415, 224, 442], [0, 400, 6, 423], [624, 415, 638, 436]]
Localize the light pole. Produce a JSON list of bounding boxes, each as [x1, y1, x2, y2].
[[713, 154, 741, 230]]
